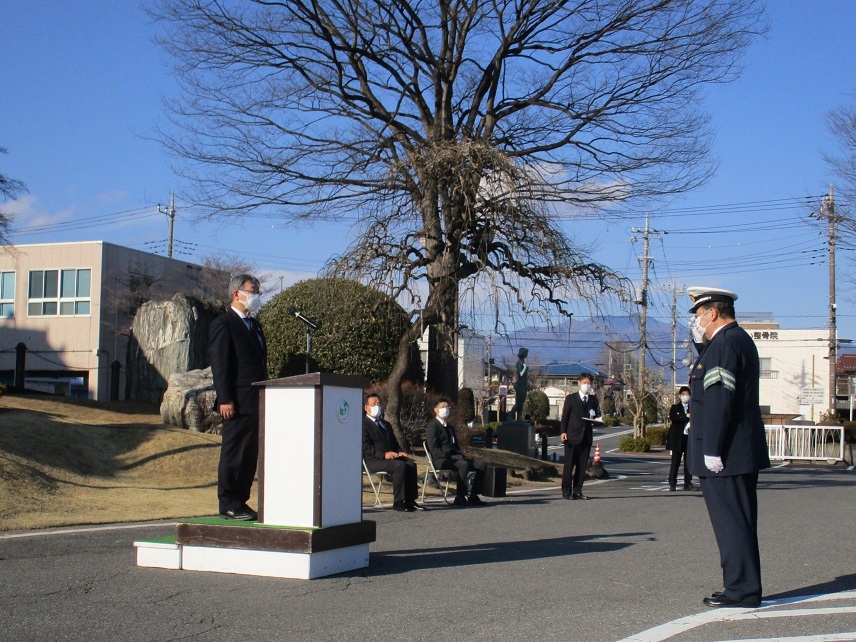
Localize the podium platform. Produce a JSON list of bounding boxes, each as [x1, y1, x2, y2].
[[135, 372, 374, 579]]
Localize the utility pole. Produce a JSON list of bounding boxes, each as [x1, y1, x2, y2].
[[158, 194, 176, 258], [824, 186, 838, 418], [669, 282, 685, 391], [630, 214, 667, 391]]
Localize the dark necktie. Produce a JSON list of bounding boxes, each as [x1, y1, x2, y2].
[[245, 318, 264, 348]]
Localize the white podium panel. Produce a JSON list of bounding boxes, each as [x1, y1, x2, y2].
[[257, 373, 367, 528]]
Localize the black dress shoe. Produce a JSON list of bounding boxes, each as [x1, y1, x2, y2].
[[572, 493, 589, 500], [683, 483, 697, 490], [668, 485, 677, 492], [453, 496, 468, 506], [407, 501, 429, 511], [220, 507, 256, 521], [562, 494, 573, 500], [467, 495, 484, 505], [703, 595, 760, 608], [393, 501, 416, 512]]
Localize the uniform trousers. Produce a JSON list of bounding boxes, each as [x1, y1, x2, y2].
[[562, 442, 592, 495], [700, 472, 762, 602], [366, 458, 418, 504], [217, 413, 259, 513]]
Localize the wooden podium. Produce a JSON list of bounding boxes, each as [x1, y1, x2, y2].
[[135, 372, 375, 579]]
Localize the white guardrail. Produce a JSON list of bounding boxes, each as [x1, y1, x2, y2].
[[764, 424, 844, 462]]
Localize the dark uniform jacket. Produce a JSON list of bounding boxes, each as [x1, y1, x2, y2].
[[209, 308, 268, 416], [425, 418, 464, 463], [667, 403, 690, 451], [362, 415, 402, 463], [687, 321, 771, 477], [560, 392, 601, 446]]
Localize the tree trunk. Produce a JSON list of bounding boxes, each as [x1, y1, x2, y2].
[[425, 324, 459, 402], [385, 323, 419, 453]]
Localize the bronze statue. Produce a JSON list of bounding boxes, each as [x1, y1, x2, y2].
[[509, 347, 529, 421]]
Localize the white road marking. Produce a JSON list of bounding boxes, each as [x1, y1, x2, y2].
[[616, 590, 856, 642], [0, 521, 179, 540]]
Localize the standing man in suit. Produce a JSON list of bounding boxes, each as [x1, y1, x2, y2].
[[209, 274, 267, 521], [667, 385, 695, 492], [362, 393, 424, 512], [686, 287, 770, 608], [425, 399, 487, 506], [560, 374, 601, 500]]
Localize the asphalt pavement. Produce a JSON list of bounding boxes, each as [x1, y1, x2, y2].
[[1, 439, 854, 642]]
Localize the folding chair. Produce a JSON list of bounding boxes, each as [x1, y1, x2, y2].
[[421, 441, 459, 505], [362, 459, 391, 508]]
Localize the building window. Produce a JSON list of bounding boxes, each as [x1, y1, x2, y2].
[[28, 268, 91, 317], [0, 271, 14, 318], [759, 357, 777, 379]]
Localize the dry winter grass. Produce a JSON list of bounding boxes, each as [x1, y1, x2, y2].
[[0, 392, 558, 532]]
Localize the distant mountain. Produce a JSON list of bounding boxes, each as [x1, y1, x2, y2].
[[488, 316, 691, 383]]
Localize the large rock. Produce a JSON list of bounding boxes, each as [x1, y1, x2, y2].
[[160, 367, 222, 433], [126, 294, 221, 403]]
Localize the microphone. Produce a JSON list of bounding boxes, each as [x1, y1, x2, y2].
[[290, 308, 319, 330]]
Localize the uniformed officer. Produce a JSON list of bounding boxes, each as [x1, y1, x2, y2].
[[686, 287, 770, 609]]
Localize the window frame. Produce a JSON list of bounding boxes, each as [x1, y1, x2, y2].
[[27, 267, 92, 317]]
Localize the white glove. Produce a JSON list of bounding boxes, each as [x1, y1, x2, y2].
[[683, 422, 690, 435], [704, 455, 724, 473], [589, 409, 596, 417]]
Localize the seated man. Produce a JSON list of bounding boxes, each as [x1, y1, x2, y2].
[[425, 398, 488, 506], [362, 393, 425, 512]]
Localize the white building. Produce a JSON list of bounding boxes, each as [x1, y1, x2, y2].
[[744, 320, 833, 420], [0, 241, 222, 400]]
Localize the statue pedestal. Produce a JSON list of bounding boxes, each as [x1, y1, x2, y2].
[[496, 420, 536, 457], [135, 373, 374, 580]]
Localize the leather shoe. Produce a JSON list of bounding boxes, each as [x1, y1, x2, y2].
[[407, 501, 429, 511], [703, 595, 760, 608], [393, 501, 416, 512], [562, 494, 573, 500], [220, 507, 256, 521], [572, 493, 589, 500], [467, 495, 484, 505], [683, 483, 697, 490], [668, 485, 677, 492], [453, 496, 468, 506]]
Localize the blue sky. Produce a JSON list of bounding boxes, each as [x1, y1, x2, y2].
[[3, 1, 856, 356]]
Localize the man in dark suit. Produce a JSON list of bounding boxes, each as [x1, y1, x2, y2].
[[209, 274, 268, 521], [686, 287, 770, 609], [667, 385, 694, 492], [362, 393, 424, 512], [425, 398, 487, 506], [560, 374, 601, 500]]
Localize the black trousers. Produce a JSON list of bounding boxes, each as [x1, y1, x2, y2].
[[668, 435, 692, 487], [700, 472, 762, 602], [366, 458, 418, 503], [217, 413, 259, 513], [562, 442, 591, 495], [436, 457, 487, 497]]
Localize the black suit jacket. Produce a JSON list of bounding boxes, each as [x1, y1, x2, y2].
[[667, 403, 690, 451], [687, 321, 771, 477], [560, 392, 601, 446], [209, 308, 268, 416], [362, 415, 402, 462], [425, 418, 463, 463]]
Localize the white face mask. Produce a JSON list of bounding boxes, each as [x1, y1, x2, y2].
[[579, 383, 590, 395], [689, 309, 713, 343], [438, 407, 450, 419], [680, 395, 690, 404], [367, 405, 382, 419], [241, 290, 263, 314]]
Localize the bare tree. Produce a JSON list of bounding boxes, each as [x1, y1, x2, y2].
[[0, 147, 27, 245], [823, 102, 856, 295], [150, 0, 764, 449]]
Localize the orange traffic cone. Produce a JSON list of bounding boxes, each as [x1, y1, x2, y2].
[[593, 443, 601, 463], [586, 442, 608, 480]]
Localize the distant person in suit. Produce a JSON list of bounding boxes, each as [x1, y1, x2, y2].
[[667, 386, 695, 491], [560, 374, 601, 500], [362, 393, 424, 512], [686, 286, 770, 609], [209, 274, 267, 521], [425, 399, 487, 506]]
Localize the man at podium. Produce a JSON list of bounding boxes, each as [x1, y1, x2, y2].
[[362, 393, 425, 512], [209, 274, 267, 521]]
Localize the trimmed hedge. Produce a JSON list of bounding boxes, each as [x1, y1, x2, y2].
[[619, 436, 651, 452]]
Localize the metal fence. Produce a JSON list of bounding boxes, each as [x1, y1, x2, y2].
[[765, 424, 844, 462]]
